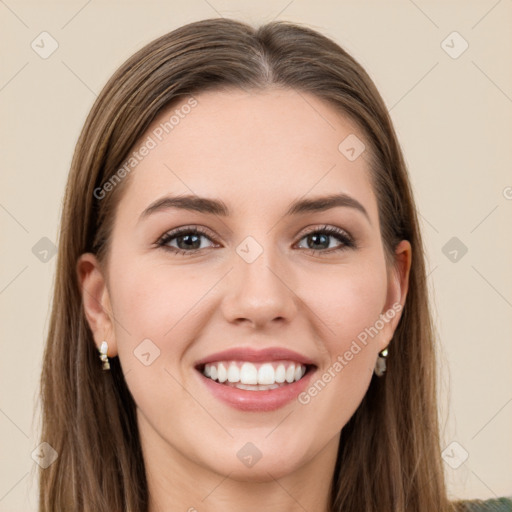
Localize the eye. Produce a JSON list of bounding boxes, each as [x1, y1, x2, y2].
[[156, 226, 217, 255], [295, 225, 355, 255]]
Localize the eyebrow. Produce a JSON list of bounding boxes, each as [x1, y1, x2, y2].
[[139, 192, 371, 224]]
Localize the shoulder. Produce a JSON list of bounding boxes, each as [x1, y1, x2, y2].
[[454, 497, 512, 511]]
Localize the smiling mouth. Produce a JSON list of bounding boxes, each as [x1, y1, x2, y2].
[[196, 360, 312, 391]]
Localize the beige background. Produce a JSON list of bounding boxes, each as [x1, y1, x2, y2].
[[1, 0, 511, 510]]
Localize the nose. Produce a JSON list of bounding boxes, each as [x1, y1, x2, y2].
[[220, 243, 298, 329]]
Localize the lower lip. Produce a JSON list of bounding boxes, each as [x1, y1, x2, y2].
[[196, 367, 316, 412]]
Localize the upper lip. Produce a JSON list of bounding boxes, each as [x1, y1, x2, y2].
[[194, 347, 317, 368]]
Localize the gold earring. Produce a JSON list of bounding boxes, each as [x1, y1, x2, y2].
[[374, 347, 388, 377], [99, 341, 110, 371]]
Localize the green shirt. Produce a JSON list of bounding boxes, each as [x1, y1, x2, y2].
[[457, 497, 512, 511]]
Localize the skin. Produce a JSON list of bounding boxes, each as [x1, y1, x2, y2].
[[78, 87, 411, 512]]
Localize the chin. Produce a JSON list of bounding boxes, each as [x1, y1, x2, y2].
[[199, 438, 311, 483], [211, 457, 304, 483]]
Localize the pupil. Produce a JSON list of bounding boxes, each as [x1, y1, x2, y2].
[[309, 233, 328, 249], [178, 234, 200, 250]]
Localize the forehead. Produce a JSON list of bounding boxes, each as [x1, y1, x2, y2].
[[117, 87, 378, 223]]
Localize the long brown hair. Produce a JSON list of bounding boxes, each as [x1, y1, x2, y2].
[[38, 17, 457, 511]]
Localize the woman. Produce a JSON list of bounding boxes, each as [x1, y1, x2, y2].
[[38, 17, 511, 512]]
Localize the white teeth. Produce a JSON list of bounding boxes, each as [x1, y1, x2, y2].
[[228, 382, 281, 391], [201, 360, 308, 387], [227, 364, 240, 383], [258, 363, 275, 385], [240, 362, 258, 384], [275, 364, 286, 383], [217, 362, 227, 383]]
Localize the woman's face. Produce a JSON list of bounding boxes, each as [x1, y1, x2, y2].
[[79, 88, 410, 484]]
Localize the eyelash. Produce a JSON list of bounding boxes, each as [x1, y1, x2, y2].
[[155, 224, 356, 257]]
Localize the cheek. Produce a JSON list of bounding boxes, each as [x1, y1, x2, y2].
[[109, 257, 207, 340], [107, 256, 223, 397], [106, 258, 209, 428], [304, 261, 389, 351], [294, 261, 389, 426]]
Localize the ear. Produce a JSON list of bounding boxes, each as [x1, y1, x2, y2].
[[380, 239, 412, 344], [76, 253, 118, 357]]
